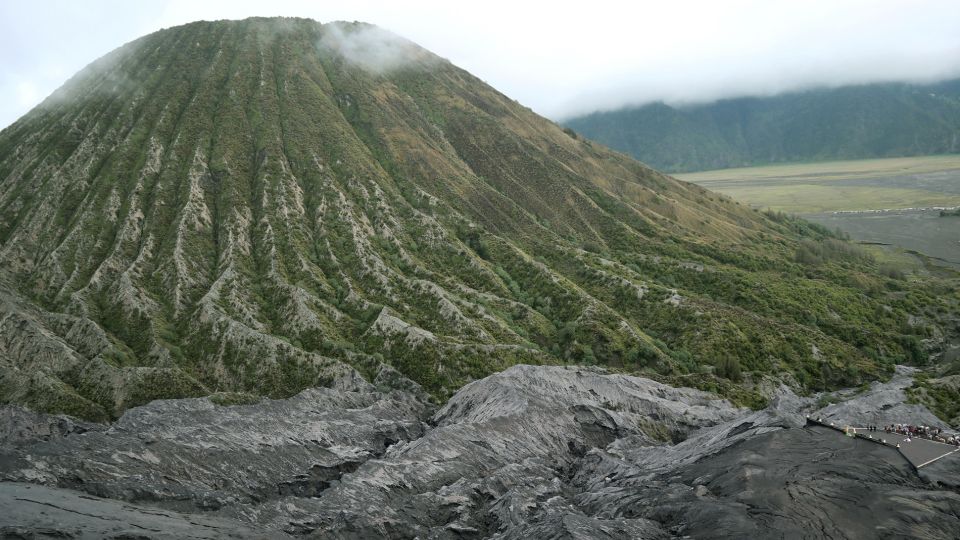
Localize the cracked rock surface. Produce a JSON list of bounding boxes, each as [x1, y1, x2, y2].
[[813, 365, 949, 429], [2, 364, 959, 538], [0, 381, 430, 527], [0, 481, 289, 539]]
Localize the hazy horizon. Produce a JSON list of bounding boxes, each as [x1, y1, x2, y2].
[[2, 0, 960, 128]]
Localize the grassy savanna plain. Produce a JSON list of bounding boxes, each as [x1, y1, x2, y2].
[[679, 155, 960, 268], [677, 155, 960, 214]]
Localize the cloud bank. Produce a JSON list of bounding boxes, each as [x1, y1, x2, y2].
[[2, 0, 960, 128]]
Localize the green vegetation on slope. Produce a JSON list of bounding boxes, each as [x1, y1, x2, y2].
[[564, 80, 960, 172], [0, 18, 957, 420], [908, 342, 960, 425], [908, 374, 960, 426]]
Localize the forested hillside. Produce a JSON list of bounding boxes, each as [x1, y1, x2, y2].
[[565, 79, 960, 172]]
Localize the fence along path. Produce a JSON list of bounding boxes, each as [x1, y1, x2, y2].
[[806, 417, 960, 470]]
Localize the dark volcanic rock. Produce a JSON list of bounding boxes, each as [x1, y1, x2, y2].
[[813, 366, 948, 429], [0, 481, 288, 539], [0, 405, 103, 446], [0, 384, 430, 521], [292, 365, 743, 538], [574, 425, 960, 538], [1, 364, 959, 538]]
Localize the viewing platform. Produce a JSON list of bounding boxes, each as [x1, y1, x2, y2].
[[807, 416, 960, 470]]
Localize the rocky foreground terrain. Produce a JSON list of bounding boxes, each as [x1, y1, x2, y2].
[[1, 364, 958, 539]]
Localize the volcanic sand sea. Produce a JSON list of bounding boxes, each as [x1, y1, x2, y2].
[[805, 209, 960, 270]]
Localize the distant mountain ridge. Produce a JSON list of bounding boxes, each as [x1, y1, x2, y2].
[[564, 79, 960, 172]]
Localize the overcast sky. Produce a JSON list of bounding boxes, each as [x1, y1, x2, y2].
[[2, 0, 960, 128]]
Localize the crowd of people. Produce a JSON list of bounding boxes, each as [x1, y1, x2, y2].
[[885, 424, 960, 446]]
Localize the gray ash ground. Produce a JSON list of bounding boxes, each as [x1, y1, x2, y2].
[[806, 208, 960, 270], [1, 364, 958, 539]]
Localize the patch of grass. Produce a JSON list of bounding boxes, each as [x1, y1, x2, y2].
[[906, 374, 960, 427], [208, 391, 263, 406], [707, 184, 960, 214], [678, 155, 960, 213], [679, 155, 960, 184]]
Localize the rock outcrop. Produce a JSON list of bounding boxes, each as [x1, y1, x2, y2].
[[0, 381, 429, 524], [2, 364, 958, 538], [0, 482, 288, 539], [813, 365, 949, 429]]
